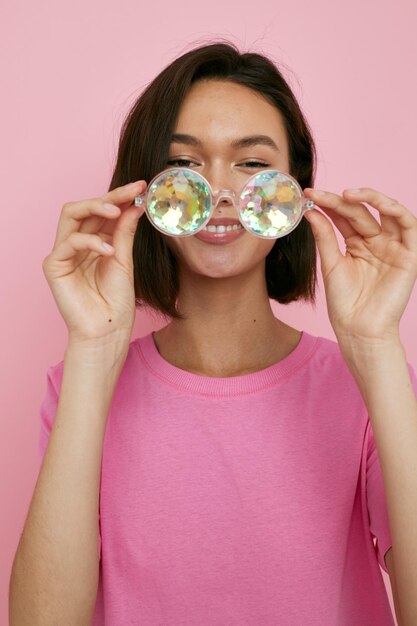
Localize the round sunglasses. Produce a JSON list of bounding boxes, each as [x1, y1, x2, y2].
[[134, 167, 315, 239]]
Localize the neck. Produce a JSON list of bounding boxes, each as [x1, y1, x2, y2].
[[153, 266, 301, 377]]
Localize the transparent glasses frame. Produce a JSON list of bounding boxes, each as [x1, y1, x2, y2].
[[134, 167, 315, 239]]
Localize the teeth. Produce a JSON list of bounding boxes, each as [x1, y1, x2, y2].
[[203, 224, 243, 232]]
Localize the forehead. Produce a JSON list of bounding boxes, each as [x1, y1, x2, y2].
[[173, 80, 287, 142]]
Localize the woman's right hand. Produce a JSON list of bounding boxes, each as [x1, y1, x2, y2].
[[42, 180, 147, 345]]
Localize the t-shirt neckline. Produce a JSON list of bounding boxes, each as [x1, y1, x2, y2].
[[135, 330, 318, 396]]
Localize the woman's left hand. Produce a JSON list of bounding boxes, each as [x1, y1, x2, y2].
[[302, 187, 417, 345]]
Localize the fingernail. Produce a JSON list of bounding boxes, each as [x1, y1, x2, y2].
[[312, 189, 326, 195], [103, 203, 119, 212], [345, 188, 361, 194]]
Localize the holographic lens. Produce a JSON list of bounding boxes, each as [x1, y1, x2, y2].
[[134, 167, 314, 239]]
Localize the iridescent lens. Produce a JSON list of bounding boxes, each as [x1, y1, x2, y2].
[[146, 168, 211, 236], [239, 171, 304, 238]]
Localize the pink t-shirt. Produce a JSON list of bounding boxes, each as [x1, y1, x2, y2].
[[38, 330, 417, 625]]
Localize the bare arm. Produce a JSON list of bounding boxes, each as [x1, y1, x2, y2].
[[9, 338, 130, 625], [342, 340, 417, 626], [9, 174, 145, 624]]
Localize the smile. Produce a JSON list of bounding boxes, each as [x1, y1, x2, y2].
[[202, 224, 243, 233]]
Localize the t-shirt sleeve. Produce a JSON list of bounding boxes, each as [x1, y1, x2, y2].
[[38, 363, 102, 560], [366, 360, 417, 573]]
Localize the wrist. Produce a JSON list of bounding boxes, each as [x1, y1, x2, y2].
[[337, 337, 407, 396], [65, 332, 132, 371], [337, 335, 405, 363]]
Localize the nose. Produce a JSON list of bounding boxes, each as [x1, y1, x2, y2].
[[203, 167, 239, 215], [212, 189, 236, 207], [204, 164, 234, 192]]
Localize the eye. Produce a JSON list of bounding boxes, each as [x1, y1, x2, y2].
[[166, 158, 196, 167], [240, 161, 270, 168]]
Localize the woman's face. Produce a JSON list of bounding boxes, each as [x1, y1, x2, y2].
[[164, 79, 291, 281]]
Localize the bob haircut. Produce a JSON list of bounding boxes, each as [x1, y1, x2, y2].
[[109, 40, 318, 319]]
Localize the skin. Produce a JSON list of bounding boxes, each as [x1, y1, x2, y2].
[[153, 79, 302, 377]]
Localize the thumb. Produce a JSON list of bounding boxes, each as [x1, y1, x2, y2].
[[112, 204, 146, 266], [304, 209, 343, 277]]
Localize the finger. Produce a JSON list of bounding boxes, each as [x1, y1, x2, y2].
[[54, 180, 147, 247], [315, 205, 401, 244], [304, 188, 382, 238], [303, 208, 344, 277], [305, 188, 401, 241], [102, 180, 147, 206], [343, 188, 417, 249], [343, 189, 401, 240], [310, 205, 357, 240], [111, 203, 146, 267], [54, 200, 120, 248], [80, 180, 148, 238], [43, 232, 115, 280], [374, 214, 401, 240]]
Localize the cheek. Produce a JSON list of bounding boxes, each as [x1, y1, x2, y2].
[[247, 238, 276, 263], [164, 236, 184, 262], [260, 239, 277, 256]]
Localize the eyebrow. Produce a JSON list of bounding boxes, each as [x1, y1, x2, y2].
[[170, 133, 280, 152]]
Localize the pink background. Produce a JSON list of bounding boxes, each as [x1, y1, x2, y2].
[[2, 0, 416, 623]]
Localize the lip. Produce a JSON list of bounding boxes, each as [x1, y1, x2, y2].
[[194, 225, 246, 245]]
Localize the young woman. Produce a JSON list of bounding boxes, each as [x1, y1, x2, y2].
[[10, 41, 417, 625]]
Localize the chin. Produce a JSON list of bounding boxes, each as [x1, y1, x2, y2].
[[195, 267, 247, 280], [184, 256, 264, 281], [168, 237, 274, 281]]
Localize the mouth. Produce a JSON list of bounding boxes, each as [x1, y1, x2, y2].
[[202, 217, 244, 233], [202, 224, 244, 233], [194, 218, 246, 244]]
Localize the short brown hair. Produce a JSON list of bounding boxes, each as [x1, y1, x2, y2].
[[109, 40, 318, 319]]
